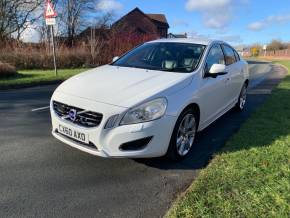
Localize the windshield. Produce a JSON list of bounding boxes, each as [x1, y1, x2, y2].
[[112, 42, 206, 73]]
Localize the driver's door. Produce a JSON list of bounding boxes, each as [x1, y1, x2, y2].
[[199, 44, 229, 126]]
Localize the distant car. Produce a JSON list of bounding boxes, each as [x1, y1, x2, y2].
[[50, 38, 249, 160]]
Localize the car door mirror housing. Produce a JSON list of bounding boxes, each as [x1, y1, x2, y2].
[[112, 56, 119, 62], [205, 64, 227, 78]]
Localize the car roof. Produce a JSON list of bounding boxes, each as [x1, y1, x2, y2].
[[147, 38, 224, 46]]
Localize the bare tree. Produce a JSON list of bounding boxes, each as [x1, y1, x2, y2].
[[267, 39, 287, 51], [56, 0, 100, 46], [87, 12, 114, 64], [94, 12, 114, 29], [0, 0, 41, 40]]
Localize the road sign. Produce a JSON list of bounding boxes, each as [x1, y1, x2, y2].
[[44, 0, 58, 76], [263, 45, 267, 50], [45, 0, 57, 18], [45, 17, 56, 26]]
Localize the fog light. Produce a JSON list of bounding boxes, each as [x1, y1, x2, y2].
[[119, 136, 153, 151]]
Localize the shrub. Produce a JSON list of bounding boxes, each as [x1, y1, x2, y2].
[[267, 39, 288, 51], [0, 32, 158, 70], [0, 62, 18, 78]]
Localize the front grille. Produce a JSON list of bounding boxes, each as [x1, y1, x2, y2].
[[53, 101, 103, 128]]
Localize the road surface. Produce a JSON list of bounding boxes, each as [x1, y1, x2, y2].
[[0, 61, 286, 218]]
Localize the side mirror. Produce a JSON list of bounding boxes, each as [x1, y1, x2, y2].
[[112, 56, 119, 62], [205, 64, 227, 78]]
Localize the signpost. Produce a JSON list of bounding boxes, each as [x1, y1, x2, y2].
[[45, 0, 58, 76], [263, 44, 267, 57]]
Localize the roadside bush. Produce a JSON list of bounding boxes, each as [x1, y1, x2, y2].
[[267, 39, 288, 51], [0, 33, 157, 70], [0, 62, 18, 78], [0, 43, 90, 70]]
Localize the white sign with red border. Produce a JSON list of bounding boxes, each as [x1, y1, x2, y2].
[[45, 0, 57, 18], [45, 0, 57, 26]]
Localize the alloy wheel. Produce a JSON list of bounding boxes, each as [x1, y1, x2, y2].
[[176, 114, 196, 156], [239, 86, 247, 110]]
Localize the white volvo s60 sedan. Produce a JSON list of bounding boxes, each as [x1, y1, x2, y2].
[[50, 38, 249, 160]]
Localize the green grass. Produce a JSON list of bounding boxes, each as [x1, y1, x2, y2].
[[166, 61, 290, 218], [0, 68, 88, 89]]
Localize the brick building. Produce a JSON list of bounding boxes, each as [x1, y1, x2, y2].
[[80, 7, 169, 40]]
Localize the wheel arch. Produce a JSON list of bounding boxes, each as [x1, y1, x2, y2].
[[166, 102, 201, 160], [244, 79, 249, 87], [180, 103, 200, 129]]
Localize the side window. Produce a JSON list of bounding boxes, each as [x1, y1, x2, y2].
[[222, 45, 236, 65], [233, 50, 240, 61], [205, 45, 225, 73]]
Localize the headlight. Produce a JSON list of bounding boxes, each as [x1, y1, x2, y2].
[[120, 98, 167, 125], [104, 114, 119, 129]]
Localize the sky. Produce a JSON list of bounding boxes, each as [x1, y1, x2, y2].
[[24, 0, 290, 46], [97, 0, 290, 45]]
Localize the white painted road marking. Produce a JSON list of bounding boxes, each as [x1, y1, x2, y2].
[[31, 106, 50, 112]]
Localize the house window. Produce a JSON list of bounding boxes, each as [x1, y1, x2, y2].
[[158, 28, 166, 38]]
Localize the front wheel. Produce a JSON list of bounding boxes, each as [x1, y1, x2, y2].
[[166, 108, 197, 161], [235, 83, 248, 111]]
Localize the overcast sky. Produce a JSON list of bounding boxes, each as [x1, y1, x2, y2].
[[24, 0, 290, 45]]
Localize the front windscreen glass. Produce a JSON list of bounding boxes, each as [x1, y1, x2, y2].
[[112, 42, 206, 73]]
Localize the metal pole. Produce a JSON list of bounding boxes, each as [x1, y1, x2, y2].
[[51, 25, 57, 76]]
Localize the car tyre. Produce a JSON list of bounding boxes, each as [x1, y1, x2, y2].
[[166, 108, 197, 161], [235, 83, 248, 111]]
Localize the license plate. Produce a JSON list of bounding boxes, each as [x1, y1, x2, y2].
[[58, 124, 89, 144]]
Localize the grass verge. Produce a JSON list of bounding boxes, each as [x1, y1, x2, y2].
[[166, 61, 290, 218], [0, 68, 88, 90]]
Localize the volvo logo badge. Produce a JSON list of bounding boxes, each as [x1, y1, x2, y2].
[[68, 109, 77, 121]]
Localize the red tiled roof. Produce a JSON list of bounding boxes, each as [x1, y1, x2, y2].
[[146, 14, 168, 24]]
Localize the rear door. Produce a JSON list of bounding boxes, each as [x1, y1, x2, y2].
[[221, 44, 243, 104], [233, 48, 245, 93]]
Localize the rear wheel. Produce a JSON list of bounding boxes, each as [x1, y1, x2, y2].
[[166, 108, 197, 161], [235, 83, 247, 111]]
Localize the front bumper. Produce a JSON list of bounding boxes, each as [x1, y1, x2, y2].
[[50, 92, 176, 158]]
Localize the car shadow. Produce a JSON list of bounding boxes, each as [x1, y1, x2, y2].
[[246, 60, 270, 65], [134, 72, 289, 170], [134, 107, 255, 170]]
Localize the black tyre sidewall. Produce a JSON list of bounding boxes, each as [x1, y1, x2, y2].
[[235, 83, 247, 111], [166, 108, 197, 161]]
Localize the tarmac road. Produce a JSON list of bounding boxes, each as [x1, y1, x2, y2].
[[0, 61, 286, 218]]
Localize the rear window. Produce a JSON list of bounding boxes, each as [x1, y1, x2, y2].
[[222, 45, 236, 65], [234, 50, 240, 61]]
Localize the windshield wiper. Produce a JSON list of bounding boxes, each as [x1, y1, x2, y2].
[[115, 64, 159, 71], [160, 67, 192, 73]]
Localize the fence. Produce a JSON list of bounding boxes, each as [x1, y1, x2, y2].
[[263, 49, 290, 57]]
